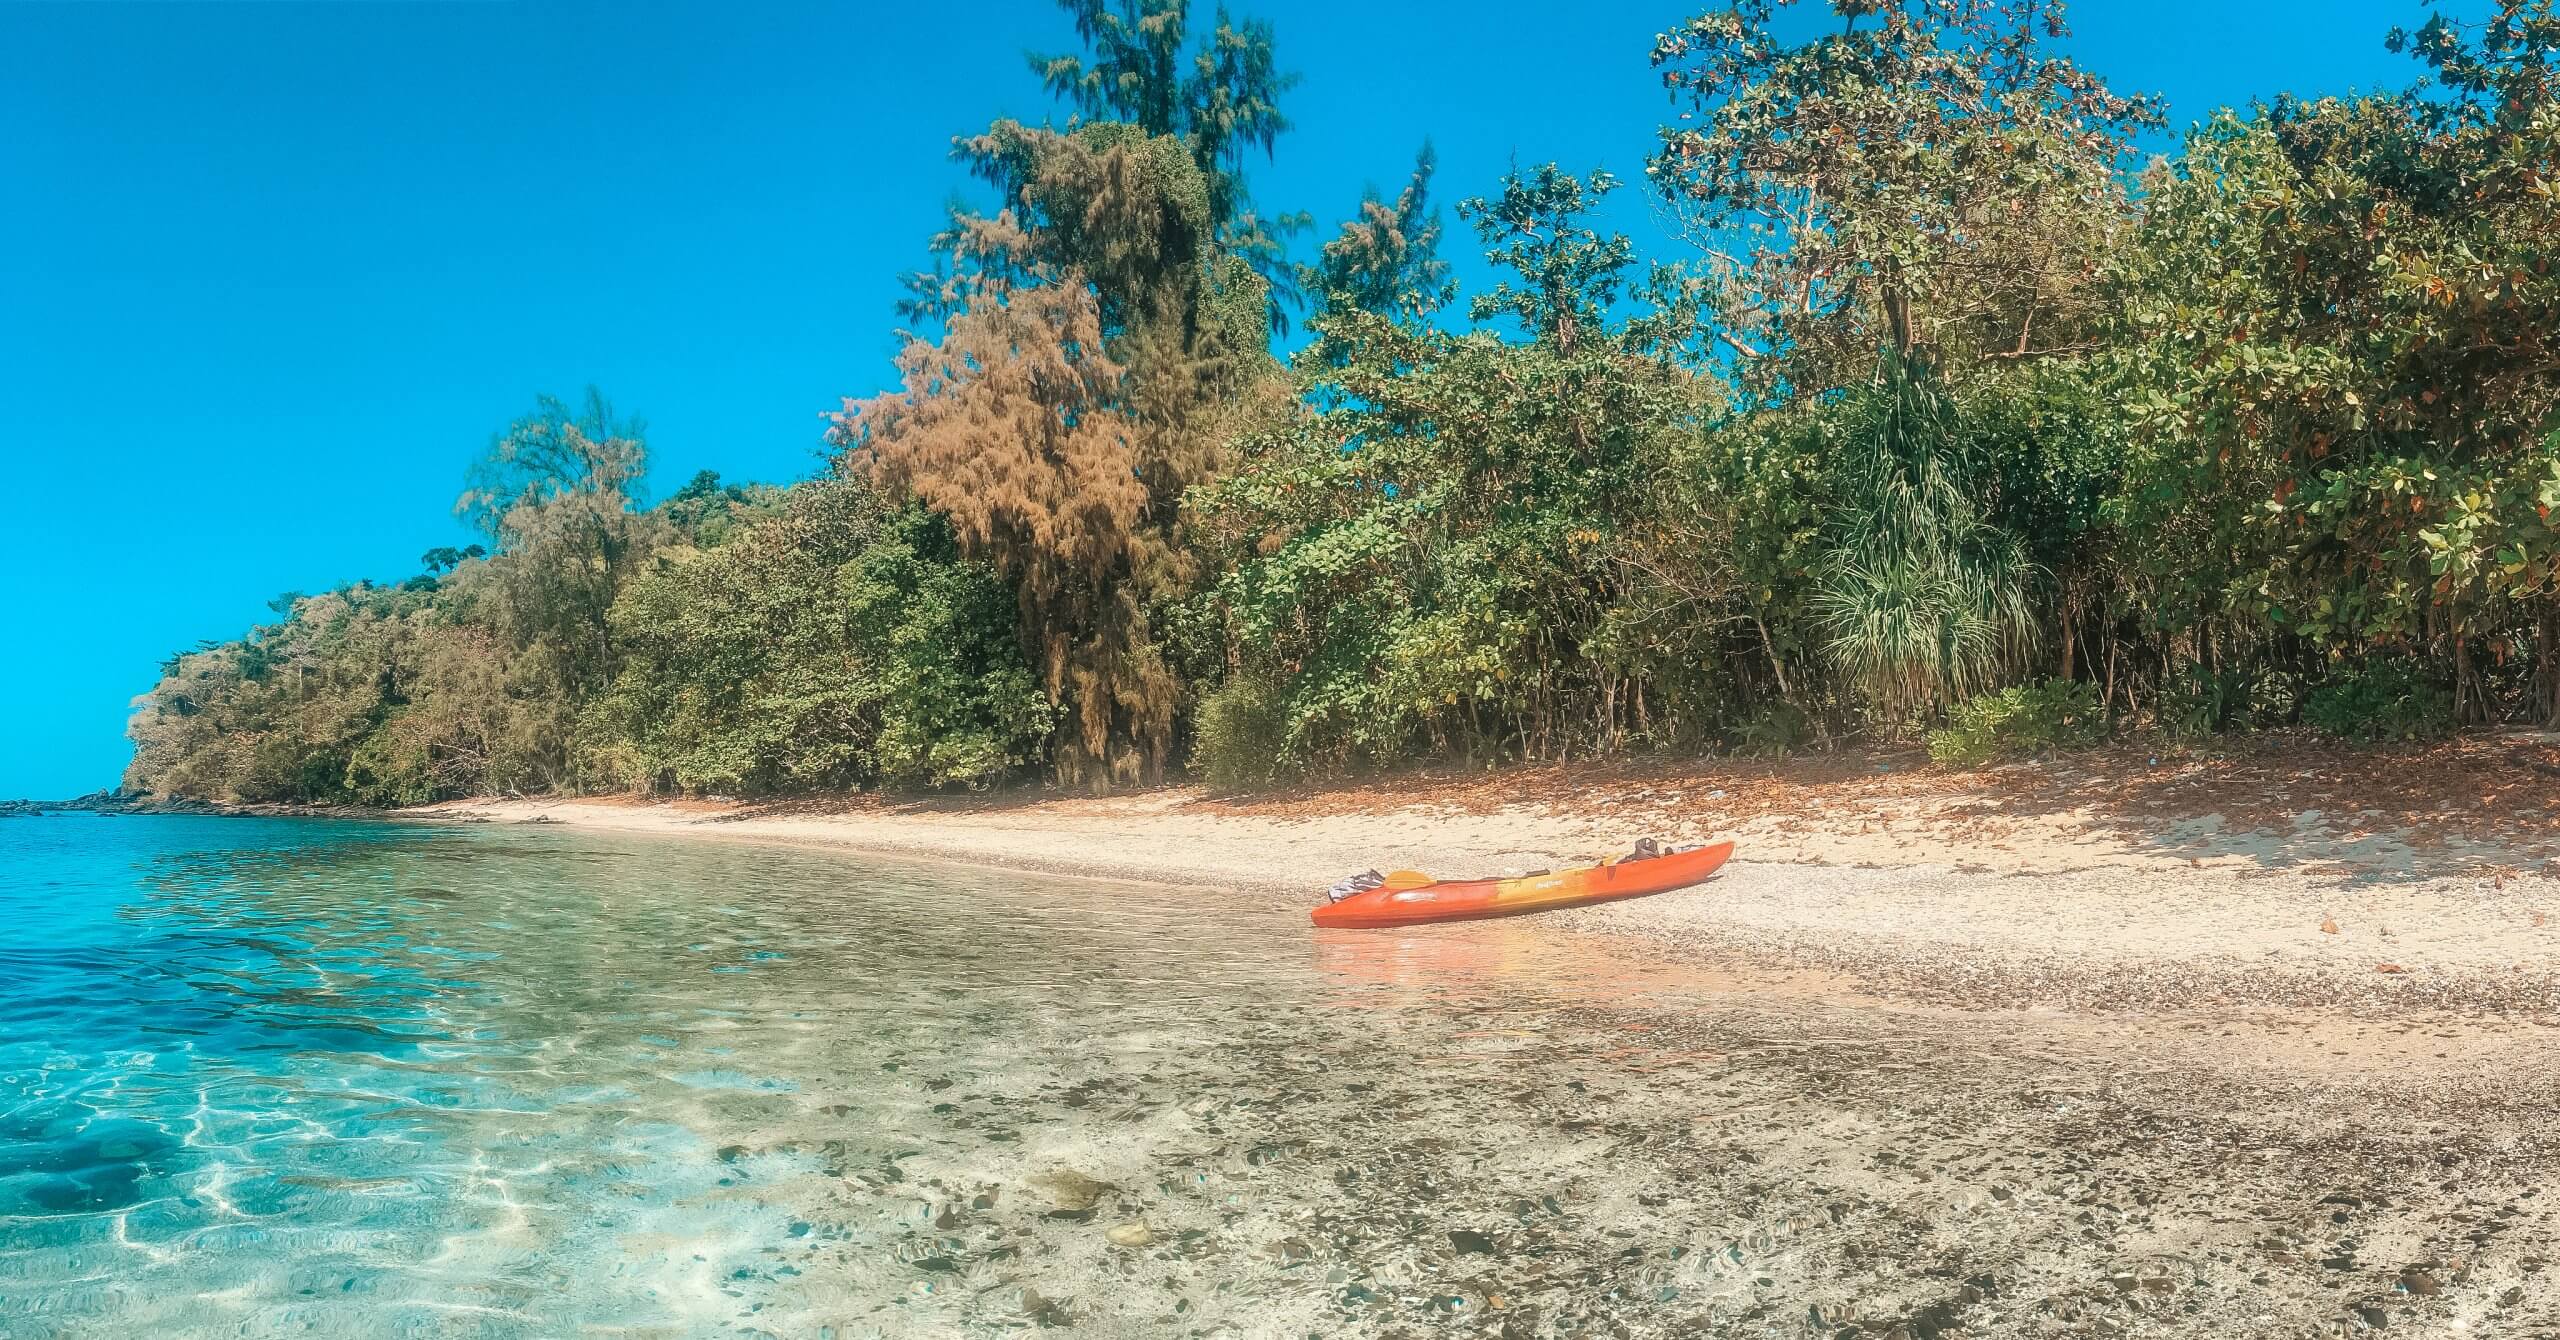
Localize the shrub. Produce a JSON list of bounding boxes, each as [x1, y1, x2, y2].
[[1191, 675, 1292, 791], [2302, 661, 2454, 743], [1729, 702, 1811, 757], [1927, 678, 2106, 767], [344, 721, 437, 808], [2156, 664, 2308, 738]]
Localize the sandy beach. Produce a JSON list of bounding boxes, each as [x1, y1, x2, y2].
[[400, 739, 2560, 1332], [414, 733, 2560, 1016]]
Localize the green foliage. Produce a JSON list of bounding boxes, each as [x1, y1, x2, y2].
[[124, 2, 2560, 809], [1028, 0, 1297, 235], [1730, 702, 1810, 757], [867, 7, 1297, 788], [2155, 665, 2310, 739], [1649, 0, 2159, 396], [123, 581, 558, 806], [127, 463, 1050, 804], [1191, 164, 1713, 773], [659, 470, 783, 549], [456, 390, 648, 545], [2107, 41, 2560, 722], [591, 481, 1050, 794], [1190, 674, 1292, 790], [1458, 164, 1631, 352], [1815, 357, 2037, 723], [2155, 667, 2249, 740], [2303, 661, 2457, 743], [1926, 679, 2106, 768], [1302, 143, 1454, 325]]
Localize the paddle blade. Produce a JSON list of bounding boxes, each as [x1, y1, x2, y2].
[[1380, 869, 1435, 891]]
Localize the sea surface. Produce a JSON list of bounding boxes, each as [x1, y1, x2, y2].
[[0, 813, 1787, 1339]]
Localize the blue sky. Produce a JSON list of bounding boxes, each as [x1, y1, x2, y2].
[[0, 0, 2431, 799]]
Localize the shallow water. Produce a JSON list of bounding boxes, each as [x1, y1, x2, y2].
[[0, 815, 1798, 1338], [9, 815, 2558, 1339]]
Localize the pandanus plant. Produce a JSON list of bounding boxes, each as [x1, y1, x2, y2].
[[1815, 353, 2036, 724]]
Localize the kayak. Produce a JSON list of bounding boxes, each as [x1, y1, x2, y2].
[[1310, 840, 1734, 930]]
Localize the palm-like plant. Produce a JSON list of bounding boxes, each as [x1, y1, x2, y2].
[[1816, 355, 2035, 722]]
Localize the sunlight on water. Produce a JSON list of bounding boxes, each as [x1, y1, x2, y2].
[[0, 815, 1783, 1338], [19, 814, 2525, 1338]]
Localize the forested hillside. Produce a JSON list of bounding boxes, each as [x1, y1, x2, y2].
[[126, 0, 2560, 804]]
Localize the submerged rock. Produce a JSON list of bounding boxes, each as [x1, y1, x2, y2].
[[1104, 1221, 1154, 1248], [1028, 1169, 1112, 1212]]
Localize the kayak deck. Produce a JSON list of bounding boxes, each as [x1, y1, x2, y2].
[[1310, 840, 1733, 929]]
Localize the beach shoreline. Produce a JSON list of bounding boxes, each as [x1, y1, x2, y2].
[[51, 745, 2560, 1333], [408, 734, 2560, 1017]]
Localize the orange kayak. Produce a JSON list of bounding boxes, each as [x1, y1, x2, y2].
[[1310, 841, 1734, 930]]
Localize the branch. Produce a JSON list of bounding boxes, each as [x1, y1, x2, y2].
[[1981, 340, 2101, 362], [1717, 328, 1771, 360]]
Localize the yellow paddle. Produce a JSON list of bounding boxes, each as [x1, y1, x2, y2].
[[1380, 870, 1435, 891]]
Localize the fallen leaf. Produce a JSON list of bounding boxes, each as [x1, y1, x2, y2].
[[2320, 916, 2340, 934], [2376, 963, 2406, 974]]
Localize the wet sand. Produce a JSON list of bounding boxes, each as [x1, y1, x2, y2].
[[412, 758, 2560, 1017], [778, 922, 2560, 1337]]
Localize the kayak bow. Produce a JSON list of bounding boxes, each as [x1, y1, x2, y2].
[[1310, 840, 1733, 929]]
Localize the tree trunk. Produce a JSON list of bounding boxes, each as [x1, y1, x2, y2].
[[1756, 615, 1794, 703], [2542, 607, 2560, 729], [2057, 581, 2077, 681], [1881, 279, 1915, 360], [2103, 626, 2120, 722], [2454, 627, 2484, 727]]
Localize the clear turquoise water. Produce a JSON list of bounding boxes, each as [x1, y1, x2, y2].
[[0, 814, 1752, 1338]]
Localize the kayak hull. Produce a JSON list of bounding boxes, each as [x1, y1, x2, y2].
[[1310, 841, 1733, 929]]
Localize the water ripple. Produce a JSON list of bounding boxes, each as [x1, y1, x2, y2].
[[0, 813, 1765, 1337]]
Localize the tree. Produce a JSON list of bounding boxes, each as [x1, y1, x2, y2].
[[2110, 5, 2560, 723], [1193, 165, 1712, 769], [1648, 0, 2159, 397], [456, 389, 647, 542], [1811, 356, 2036, 718], [449, 393, 663, 736], [1028, 0, 1305, 307], [834, 284, 1195, 788], [589, 480, 1050, 794], [2390, 0, 2560, 133], [1459, 164, 1632, 356], [420, 544, 487, 575], [1301, 143, 1455, 324], [843, 3, 1295, 788], [123, 583, 521, 805], [658, 470, 780, 548], [1642, 1, 2154, 721]]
